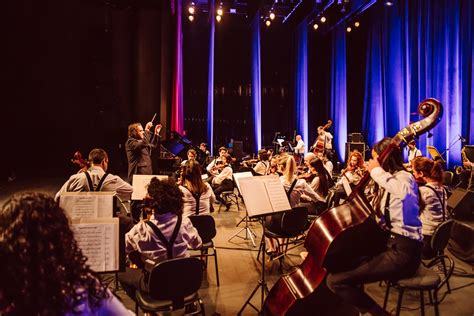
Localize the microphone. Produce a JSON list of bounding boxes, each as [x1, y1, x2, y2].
[[459, 134, 467, 143]]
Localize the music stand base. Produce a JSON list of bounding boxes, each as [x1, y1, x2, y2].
[[238, 279, 269, 315], [228, 226, 257, 247]]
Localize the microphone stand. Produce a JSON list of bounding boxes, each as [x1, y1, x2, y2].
[[440, 135, 465, 157]]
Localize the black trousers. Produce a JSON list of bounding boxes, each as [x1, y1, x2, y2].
[[118, 267, 148, 301], [326, 234, 422, 313], [212, 179, 234, 203]]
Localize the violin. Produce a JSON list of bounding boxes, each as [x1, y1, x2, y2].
[[71, 151, 90, 173], [263, 98, 443, 315]]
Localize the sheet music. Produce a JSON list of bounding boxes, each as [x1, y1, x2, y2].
[[60, 192, 114, 219], [71, 218, 119, 272], [233, 171, 253, 194], [132, 175, 168, 200], [263, 177, 291, 212]]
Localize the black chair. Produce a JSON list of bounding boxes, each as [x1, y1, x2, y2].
[[135, 257, 205, 315], [218, 180, 240, 212], [257, 207, 309, 263], [382, 220, 456, 315], [189, 215, 220, 286]]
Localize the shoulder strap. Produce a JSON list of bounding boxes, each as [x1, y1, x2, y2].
[[286, 179, 298, 200], [145, 215, 183, 260], [95, 173, 109, 191], [84, 171, 94, 191], [183, 186, 202, 215], [423, 185, 446, 221], [384, 192, 392, 229]]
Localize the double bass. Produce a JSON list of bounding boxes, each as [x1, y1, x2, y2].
[[263, 98, 443, 315], [313, 120, 333, 153]]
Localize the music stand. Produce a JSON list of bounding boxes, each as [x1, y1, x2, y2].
[[427, 146, 446, 164], [236, 176, 291, 315]]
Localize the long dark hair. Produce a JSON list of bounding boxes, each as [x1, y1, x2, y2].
[[181, 160, 207, 195], [310, 158, 329, 196], [0, 193, 108, 315], [372, 137, 406, 173]]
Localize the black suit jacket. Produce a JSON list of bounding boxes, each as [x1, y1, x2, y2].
[[126, 130, 159, 183]]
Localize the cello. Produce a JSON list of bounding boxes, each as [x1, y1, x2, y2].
[[263, 98, 443, 315]]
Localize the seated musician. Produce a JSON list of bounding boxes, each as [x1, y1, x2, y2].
[[118, 177, 202, 301], [178, 160, 216, 217], [333, 150, 366, 206], [327, 137, 422, 316], [302, 158, 333, 215], [461, 145, 474, 191], [267, 155, 281, 176], [180, 148, 197, 166], [206, 146, 228, 176], [210, 154, 234, 210], [242, 149, 270, 175], [411, 157, 448, 259], [316, 150, 334, 175]]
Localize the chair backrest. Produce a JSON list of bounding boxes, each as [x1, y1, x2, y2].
[[148, 257, 203, 302], [189, 215, 217, 243], [431, 219, 455, 254], [280, 207, 309, 236], [442, 171, 454, 186]]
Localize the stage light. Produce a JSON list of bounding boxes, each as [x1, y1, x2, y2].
[[188, 15, 194, 22], [313, 23, 319, 30], [320, 16, 326, 23], [217, 8, 223, 16], [269, 12, 275, 20], [188, 6, 195, 14], [385, 1, 394, 6], [265, 19, 271, 27], [346, 26, 352, 32], [354, 21, 360, 27], [216, 15, 222, 22]]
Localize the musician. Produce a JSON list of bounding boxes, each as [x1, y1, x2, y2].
[[210, 154, 234, 210], [181, 149, 197, 166], [302, 158, 333, 215], [315, 150, 334, 175], [246, 149, 270, 175], [125, 121, 162, 183], [327, 137, 422, 316], [179, 160, 216, 217], [294, 135, 305, 161], [461, 145, 474, 191], [206, 147, 229, 176], [313, 125, 333, 151], [411, 157, 448, 259], [267, 155, 281, 176], [199, 142, 210, 157], [405, 139, 422, 169]]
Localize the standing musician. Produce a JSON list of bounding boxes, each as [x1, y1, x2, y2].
[[327, 137, 422, 316], [311, 120, 333, 153], [460, 145, 474, 191], [405, 139, 422, 170], [294, 135, 305, 162], [125, 121, 162, 183], [206, 147, 229, 176]]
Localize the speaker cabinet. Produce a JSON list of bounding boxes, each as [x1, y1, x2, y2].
[[345, 142, 366, 163], [448, 188, 474, 220]]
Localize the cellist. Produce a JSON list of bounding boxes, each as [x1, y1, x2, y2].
[[326, 137, 423, 316]]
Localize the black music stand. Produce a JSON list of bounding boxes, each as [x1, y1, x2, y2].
[[427, 146, 446, 164], [236, 176, 291, 315]]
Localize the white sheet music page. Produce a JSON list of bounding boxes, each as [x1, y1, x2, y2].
[[263, 176, 291, 212], [71, 218, 119, 272], [233, 171, 253, 194], [132, 175, 168, 200], [238, 177, 273, 217], [60, 192, 114, 219]]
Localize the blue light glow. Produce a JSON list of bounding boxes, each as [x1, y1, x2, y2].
[[207, 0, 215, 156], [252, 13, 262, 152], [295, 20, 308, 153]]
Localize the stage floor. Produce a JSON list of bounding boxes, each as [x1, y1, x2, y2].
[[1, 175, 473, 316]]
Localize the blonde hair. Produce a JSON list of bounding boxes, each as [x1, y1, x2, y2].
[[279, 155, 297, 184]]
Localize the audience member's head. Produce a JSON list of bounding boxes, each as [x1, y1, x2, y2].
[[0, 192, 108, 314], [146, 178, 184, 216]]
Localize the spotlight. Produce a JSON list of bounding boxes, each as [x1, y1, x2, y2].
[[265, 19, 271, 27], [217, 8, 223, 16], [320, 16, 326, 23], [216, 15, 222, 22], [313, 23, 319, 30], [188, 15, 194, 22], [188, 6, 195, 15], [269, 12, 275, 20], [354, 21, 360, 27], [346, 26, 352, 32], [385, 1, 394, 6]]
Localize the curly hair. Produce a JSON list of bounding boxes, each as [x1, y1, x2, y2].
[[147, 177, 184, 215], [0, 193, 108, 315]]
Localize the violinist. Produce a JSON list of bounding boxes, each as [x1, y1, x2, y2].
[[206, 147, 228, 176], [248, 149, 270, 175], [333, 150, 365, 206], [327, 137, 422, 316], [210, 154, 234, 210], [316, 150, 334, 175], [181, 149, 197, 166], [297, 153, 316, 181], [267, 155, 281, 176], [302, 158, 332, 215]]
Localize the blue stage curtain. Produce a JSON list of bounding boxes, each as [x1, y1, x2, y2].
[[363, 0, 473, 166], [251, 12, 262, 152], [207, 0, 215, 155], [295, 19, 309, 153], [330, 24, 348, 162]]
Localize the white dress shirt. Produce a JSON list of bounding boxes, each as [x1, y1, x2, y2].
[[180, 183, 216, 217], [212, 165, 233, 185], [419, 182, 447, 236], [280, 176, 319, 207], [295, 139, 305, 154]]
